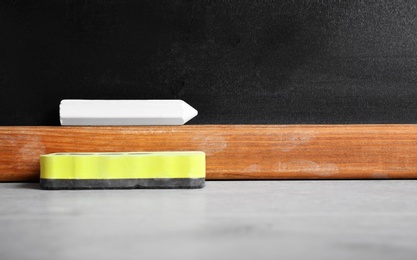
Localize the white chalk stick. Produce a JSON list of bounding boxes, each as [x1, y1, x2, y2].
[[59, 100, 198, 125]]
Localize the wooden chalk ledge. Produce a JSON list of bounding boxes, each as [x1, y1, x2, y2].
[[1, 125, 417, 181]]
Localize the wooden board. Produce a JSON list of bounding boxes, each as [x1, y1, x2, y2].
[[1, 125, 417, 181]]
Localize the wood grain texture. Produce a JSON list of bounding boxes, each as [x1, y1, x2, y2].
[[1, 125, 417, 181]]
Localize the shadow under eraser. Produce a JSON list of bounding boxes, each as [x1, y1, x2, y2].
[[40, 152, 205, 189]]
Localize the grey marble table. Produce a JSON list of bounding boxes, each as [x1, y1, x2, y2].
[[1, 180, 417, 260]]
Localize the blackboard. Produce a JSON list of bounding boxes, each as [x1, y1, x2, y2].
[[1, 0, 417, 125]]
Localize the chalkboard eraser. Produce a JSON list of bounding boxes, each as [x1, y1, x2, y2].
[[59, 99, 198, 125], [40, 152, 205, 189]]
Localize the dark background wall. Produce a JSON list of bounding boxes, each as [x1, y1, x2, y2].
[[1, 0, 417, 125]]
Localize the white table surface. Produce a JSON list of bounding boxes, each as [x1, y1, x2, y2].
[[1, 180, 417, 260]]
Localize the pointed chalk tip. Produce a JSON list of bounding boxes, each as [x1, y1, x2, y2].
[[181, 101, 198, 124]]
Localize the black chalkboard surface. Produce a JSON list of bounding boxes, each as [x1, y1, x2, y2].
[[1, 1, 416, 125]]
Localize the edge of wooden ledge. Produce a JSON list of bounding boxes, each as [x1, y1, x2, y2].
[[1, 125, 417, 181]]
